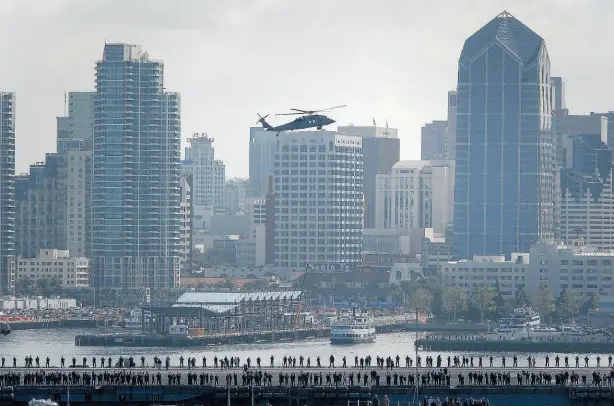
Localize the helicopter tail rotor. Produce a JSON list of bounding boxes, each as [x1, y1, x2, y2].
[[256, 113, 273, 130]]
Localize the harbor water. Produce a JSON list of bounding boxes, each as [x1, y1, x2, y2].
[[1, 327, 613, 368]]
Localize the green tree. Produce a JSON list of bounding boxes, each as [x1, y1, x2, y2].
[[531, 283, 555, 318], [591, 293, 600, 310], [15, 277, 36, 296], [471, 284, 496, 323], [514, 285, 530, 307], [559, 289, 581, 321], [388, 283, 404, 305], [406, 287, 432, 312], [441, 287, 468, 321]]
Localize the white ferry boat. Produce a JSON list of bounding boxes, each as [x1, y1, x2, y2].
[[498, 307, 540, 332], [330, 309, 376, 345], [124, 309, 143, 330], [29, 400, 58, 406]]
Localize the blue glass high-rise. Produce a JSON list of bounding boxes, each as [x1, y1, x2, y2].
[[453, 12, 555, 259], [92, 44, 181, 290]]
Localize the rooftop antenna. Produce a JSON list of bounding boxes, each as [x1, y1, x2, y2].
[[383, 120, 390, 137], [372, 118, 376, 127]]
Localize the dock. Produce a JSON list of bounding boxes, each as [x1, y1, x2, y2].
[[416, 337, 614, 352], [75, 322, 488, 348]]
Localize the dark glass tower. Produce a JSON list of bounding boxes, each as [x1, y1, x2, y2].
[[453, 11, 555, 259]]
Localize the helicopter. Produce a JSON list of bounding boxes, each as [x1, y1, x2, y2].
[[256, 105, 346, 135]]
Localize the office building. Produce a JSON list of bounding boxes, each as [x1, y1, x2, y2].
[[17, 249, 90, 288], [337, 125, 400, 229], [551, 77, 566, 112], [66, 150, 90, 257], [0, 93, 15, 293], [243, 198, 267, 266], [182, 133, 225, 207], [248, 127, 277, 198], [92, 43, 181, 289], [529, 240, 614, 300], [15, 154, 67, 259], [446, 91, 458, 160], [421, 121, 447, 161], [376, 160, 454, 235], [68, 92, 94, 151], [559, 131, 614, 250], [453, 11, 555, 259], [224, 178, 247, 215], [442, 253, 530, 298], [274, 131, 363, 268]]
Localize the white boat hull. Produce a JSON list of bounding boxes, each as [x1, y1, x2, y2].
[[331, 336, 376, 345]]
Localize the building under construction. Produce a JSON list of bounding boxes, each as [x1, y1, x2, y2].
[[140, 291, 306, 335]]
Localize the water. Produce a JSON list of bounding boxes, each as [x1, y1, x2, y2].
[[0, 328, 610, 368]]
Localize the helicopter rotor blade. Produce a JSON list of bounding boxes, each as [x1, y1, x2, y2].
[[289, 108, 310, 113], [276, 112, 303, 116], [312, 104, 347, 113]]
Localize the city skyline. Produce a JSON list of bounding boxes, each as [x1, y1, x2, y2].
[[1, 1, 614, 178]]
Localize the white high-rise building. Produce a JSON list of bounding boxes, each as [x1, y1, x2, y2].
[[376, 160, 454, 235], [183, 133, 225, 207], [274, 131, 363, 268]]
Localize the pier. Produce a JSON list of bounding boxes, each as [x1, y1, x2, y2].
[[0, 364, 609, 406], [416, 337, 614, 353], [75, 322, 488, 348]]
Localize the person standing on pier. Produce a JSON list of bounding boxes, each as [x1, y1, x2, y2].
[[45, 357, 50, 368], [329, 355, 335, 368], [270, 355, 274, 367], [202, 356, 206, 368]]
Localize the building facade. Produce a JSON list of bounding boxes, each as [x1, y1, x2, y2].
[[248, 127, 277, 198], [224, 178, 247, 215], [446, 91, 458, 160], [179, 175, 192, 273], [442, 253, 530, 298], [15, 155, 67, 259], [376, 160, 454, 235], [529, 241, 614, 300], [274, 131, 363, 268], [337, 125, 400, 229], [559, 132, 614, 250], [91, 43, 181, 289], [453, 11, 555, 259], [421, 121, 447, 161], [17, 249, 90, 288], [0, 92, 15, 293], [182, 133, 225, 207]]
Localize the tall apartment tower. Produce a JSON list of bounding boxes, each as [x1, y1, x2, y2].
[[0, 93, 15, 293], [274, 131, 363, 268], [337, 125, 400, 229], [182, 134, 225, 207], [421, 121, 447, 161], [453, 11, 555, 259], [92, 43, 181, 290]]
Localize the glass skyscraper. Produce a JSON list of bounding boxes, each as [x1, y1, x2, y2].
[[453, 11, 555, 259], [92, 44, 181, 290]]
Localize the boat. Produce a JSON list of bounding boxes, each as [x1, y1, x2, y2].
[[498, 307, 540, 332], [29, 400, 59, 406], [330, 309, 376, 344], [124, 309, 143, 330]]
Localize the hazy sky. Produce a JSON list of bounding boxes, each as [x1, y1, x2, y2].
[[1, 0, 612, 177]]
